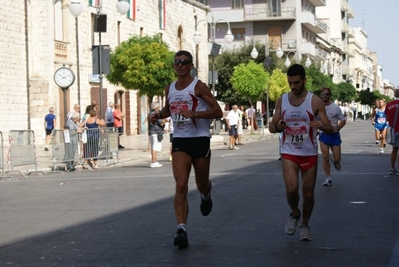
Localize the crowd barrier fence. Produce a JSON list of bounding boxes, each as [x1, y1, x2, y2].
[[6, 130, 45, 179], [51, 127, 121, 171]]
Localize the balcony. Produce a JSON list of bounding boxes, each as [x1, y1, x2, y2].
[[348, 27, 355, 38], [55, 40, 68, 61], [244, 6, 296, 21], [308, 0, 326, 7], [300, 42, 316, 58], [209, 9, 244, 23], [341, 0, 355, 18], [341, 21, 349, 33], [301, 12, 327, 34]]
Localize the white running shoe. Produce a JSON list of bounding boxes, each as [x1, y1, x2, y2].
[[323, 178, 332, 186], [300, 225, 312, 241], [380, 148, 384, 154], [151, 162, 162, 168]]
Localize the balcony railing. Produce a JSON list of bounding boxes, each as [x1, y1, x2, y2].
[[244, 6, 296, 21]]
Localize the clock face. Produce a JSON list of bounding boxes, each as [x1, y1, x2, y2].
[[54, 67, 75, 88]]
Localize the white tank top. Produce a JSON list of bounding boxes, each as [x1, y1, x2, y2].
[[168, 78, 211, 138], [281, 92, 318, 156]]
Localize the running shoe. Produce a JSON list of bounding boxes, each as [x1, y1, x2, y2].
[[380, 148, 384, 154], [330, 158, 342, 171], [390, 169, 398, 175], [323, 178, 332, 186], [300, 225, 312, 241], [174, 228, 189, 249], [150, 162, 162, 168], [285, 212, 301, 235], [200, 193, 213, 216], [375, 140, 379, 144]]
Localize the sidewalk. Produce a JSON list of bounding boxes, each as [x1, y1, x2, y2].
[[29, 127, 277, 172]]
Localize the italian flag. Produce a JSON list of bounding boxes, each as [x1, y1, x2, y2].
[[127, 0, 136, 20], [89, 0, 100, 7], [159, 0, 165, 29]]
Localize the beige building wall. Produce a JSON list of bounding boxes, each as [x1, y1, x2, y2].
[[0, 0, 208, 144]]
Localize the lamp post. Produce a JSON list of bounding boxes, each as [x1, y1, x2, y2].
[[193, 15, 234, 134], [69, 2, 83, 113], [69, 0, 129, 119], [250, 38, 284, 131], [284, 51, 312, 68]]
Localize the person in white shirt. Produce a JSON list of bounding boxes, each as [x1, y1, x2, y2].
[[246, 106, 256, 127], [236, 105, 244, 145], [225, 105, 240, 150]]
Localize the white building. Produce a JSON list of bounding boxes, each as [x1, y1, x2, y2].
[[0, 0, 209, 142]]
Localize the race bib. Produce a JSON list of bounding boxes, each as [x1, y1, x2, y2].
[[285, 125, 308, 144], [377, 117, 386, 124], [170, 103, 190, 122]]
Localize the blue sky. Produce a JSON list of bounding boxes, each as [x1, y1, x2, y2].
[[349, 0, 399, 87]]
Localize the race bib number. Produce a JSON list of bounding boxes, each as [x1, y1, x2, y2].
[[170, 103, 190, 122], [285, 125, 308, 144], [377, 117, 386, 124]]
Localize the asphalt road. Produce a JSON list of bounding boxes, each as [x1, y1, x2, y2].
[[0, 119, 398, 267]]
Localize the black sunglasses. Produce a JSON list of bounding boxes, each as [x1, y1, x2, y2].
[[321, 92, 330, 96], [174, 59, 192, 66]]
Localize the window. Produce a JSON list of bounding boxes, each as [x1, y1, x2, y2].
[[232, 0, 244, 9], [268, 0, 281, 16], [54, 0, 63, 41], [196, 0, 209, 5], [232, 28, 245, 42]]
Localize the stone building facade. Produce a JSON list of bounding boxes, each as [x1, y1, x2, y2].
[[0, 0, 208, 143]]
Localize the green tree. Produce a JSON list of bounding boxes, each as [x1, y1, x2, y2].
[[107, 34, 175, 100], [213, 46, 253, 105], [230, 60, 269, 131], [267, 68, 290, 102], [336, 82, 357, 103], [230, 60, 269, 103]]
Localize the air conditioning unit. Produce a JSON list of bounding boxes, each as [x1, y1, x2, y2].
[[88, 74, 100, 83], [288, 40, 297, 49]]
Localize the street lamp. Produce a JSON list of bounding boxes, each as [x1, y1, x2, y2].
[[69, 1, 130, 119], [193, 15, 234, 134], [284, 51, 312, 68], [250, 38, 284, 131]]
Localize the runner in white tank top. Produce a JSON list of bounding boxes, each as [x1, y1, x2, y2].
[[269, 64, 333, 241], [280, 91, 318, 156], [151, 50, 222, 249], [168, 78, 211, 138]]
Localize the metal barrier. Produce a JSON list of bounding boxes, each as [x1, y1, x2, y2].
[[51, 127, 121, 171], [0, 131, 11, 180], [6, 130, 45, 179]]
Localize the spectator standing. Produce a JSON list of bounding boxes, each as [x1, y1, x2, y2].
[[81, 107, 105, 169], [82, 105, 92, 122], [152, 50, 222, 249], [236, 105, 244, 145], [318, 88, 346, 186], [64, 112, 81, 171], [246, 106, 256, 128], [222, 107, 229, 132], [113, 103, 125, 149], [351, 104, 357, 121], [44, 107, 56, 151], [105, 102, 114, 128], [225, 105, 240, 150], [269, 64, 332, 241], [67, 104, 81, 121], [385, 90, 399, 175], [148, 102, 164, 168]]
